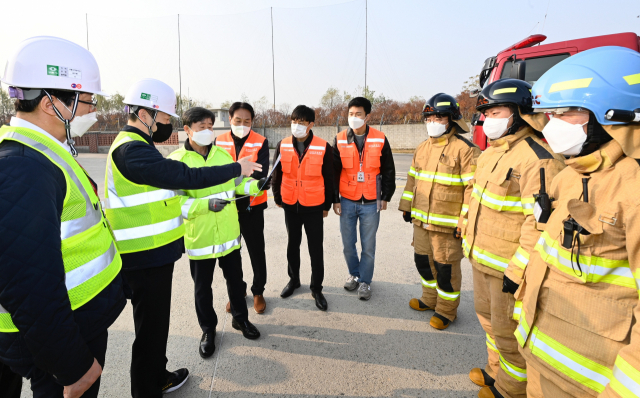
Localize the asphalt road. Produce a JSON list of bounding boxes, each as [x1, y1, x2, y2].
[[21, 152, 484, 398]]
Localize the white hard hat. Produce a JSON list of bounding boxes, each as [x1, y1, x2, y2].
[[1, 36, 106, 96], [124, 78, 178, 118]]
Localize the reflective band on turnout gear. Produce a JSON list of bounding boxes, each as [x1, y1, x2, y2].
[[511, 246, 530, 270], [437, 287, 460, 301], [460, 204, 469, 216], [515, 310, 531, 348], [186, 235, 242, 257], [610, 356, 640, 398], [409, 167, 464, 186], [528, 326, 612, 393], [487, 333, 499, 353], [402, 190, 414, 200], [421, 277, 436, 289], [535, 231, 635, 289], [463, 238, 509, 272], [522, 197, 535, 216], [500, 352, 527, 382], [471, 184, 523, 212], [0, 126, 122, 333], [513, 300, 522, 321], [411, 208, 459, 227], [104, 131, 185, 254]]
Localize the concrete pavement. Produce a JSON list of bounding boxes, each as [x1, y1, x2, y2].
[[21, 152, 485, 398]]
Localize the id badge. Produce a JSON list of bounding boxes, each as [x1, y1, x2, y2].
[[357, 172, 365, 182]]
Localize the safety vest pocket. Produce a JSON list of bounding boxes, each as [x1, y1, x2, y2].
[[546, 285, 633, 342], [305, 154, 323, 176], [340, 177, 358, 196], [340, 146, 355, 169], [281, 178, 297, 204], [366, 150, 381, 168], [281, 151, 294, 174], [300, 185, 325, 207]]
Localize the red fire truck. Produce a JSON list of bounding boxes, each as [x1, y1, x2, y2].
[[471, 32, 640, 150]]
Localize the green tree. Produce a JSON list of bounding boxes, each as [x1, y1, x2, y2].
[[320, 87, 343, 108], [220, 100, 232, 109]]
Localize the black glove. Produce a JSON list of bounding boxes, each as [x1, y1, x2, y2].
[[403, 211, 412, 223], [208, 198, 229, 212], [258, 176, 272, 191], [452, 227, 462, 240], [502, 275, 520, 295]]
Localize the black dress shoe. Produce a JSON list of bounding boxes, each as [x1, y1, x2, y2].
[[280, 280, 301, 298], [311, 291, 328, 311], [162, 368, 189, 394], [199, 331, 216, 358], [231, 318, 261, 340]]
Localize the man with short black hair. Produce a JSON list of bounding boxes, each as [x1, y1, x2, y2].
[[272, 105, 334, 311], [214, 102, 270, 314], [333, 97, 395, 300], [170, 107, 264, 359]]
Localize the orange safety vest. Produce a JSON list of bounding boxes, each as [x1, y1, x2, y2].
[[216, 130, 267, 206], [336, 127, 385, 201], [280, 135, 327, 207]]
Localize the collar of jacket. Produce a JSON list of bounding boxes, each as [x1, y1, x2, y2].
[[429, 125, 458, 147], [347, 125, 370, 144], [184, 137, 212, 159], [565, 139, 624, 174], [487, 126, 531, 152], [123, 125, 154, 146], [293, 131, 314, 155]]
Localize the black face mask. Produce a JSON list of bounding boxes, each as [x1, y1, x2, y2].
[[152, 122, 173, 143]]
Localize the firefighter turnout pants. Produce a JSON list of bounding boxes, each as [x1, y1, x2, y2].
[[472, 264, 526, 398], [413, 225, 462, 321]]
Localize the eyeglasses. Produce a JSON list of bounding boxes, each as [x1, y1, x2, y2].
[[78, 98, 98, 107]]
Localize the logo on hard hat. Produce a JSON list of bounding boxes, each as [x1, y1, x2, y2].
[[477, 97, 489, 106], [47, 65, 59, 77], [153, 105, 160, 109], [71, 83, 82, 89], [533, 95, 542, 105]]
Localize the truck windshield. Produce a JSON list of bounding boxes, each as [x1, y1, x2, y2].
[[500, 53, 571, 85]]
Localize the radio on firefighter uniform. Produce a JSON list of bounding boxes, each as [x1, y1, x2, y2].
[[533, 168, 552, 223], [562, 178, 591, 251]]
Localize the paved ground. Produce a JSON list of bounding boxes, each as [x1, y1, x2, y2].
[[21, 152, 485, 398]]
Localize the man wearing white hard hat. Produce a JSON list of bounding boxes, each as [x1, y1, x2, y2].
[[0, 36, 126, 397], [104, 78, 261, 397]]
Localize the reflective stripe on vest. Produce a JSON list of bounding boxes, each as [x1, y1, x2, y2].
[[0, 128, 121, 333], [528, 326, 612, 393], [535, 231, 635, 289], [180, 190, 235, 219], [186, 235, 241, 258], [216, 131, 267, 206], [337, 129, 384, 201], [104, 132, 184, 253]]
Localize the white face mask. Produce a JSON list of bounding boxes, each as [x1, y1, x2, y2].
[[348, 116, 365, 130], [70, 112, 98, 138], [483, 114, 513, 140], [542, 117, 588, 156], [191, 129, 213, 146], [291, 123, 308, 138], [426, 121, 448, 138], [231, 124, 251, 138]]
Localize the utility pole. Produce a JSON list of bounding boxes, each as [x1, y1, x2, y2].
[[178, 14, 182, 114], [271, 7, 276, 111], [365, 0, 368, 91], [85, 14, 89, 50]]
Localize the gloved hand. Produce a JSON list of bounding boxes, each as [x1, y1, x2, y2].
[[208, 198, 229, 212], [258, 176, 272, 191], [502, 275, 520, 295], [452, 227, 462, 240], [402, 211, 412, 223]]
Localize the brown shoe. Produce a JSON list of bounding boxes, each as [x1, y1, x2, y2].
[[226, 291, 248, 313], [254, 295, 266, 314]]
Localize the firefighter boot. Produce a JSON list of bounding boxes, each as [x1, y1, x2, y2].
[[429, 313, 452, 330], [469, 368, 495, 387], [478, 386, 504, 398], [409, 285, 434, 311]]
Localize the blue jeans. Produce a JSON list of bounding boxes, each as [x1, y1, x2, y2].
[[339, 197, 381, 284]]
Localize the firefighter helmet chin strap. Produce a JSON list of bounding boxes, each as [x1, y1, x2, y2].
[[43, 90, 79, 157], [577, 112, 613, 157], [133, 107, 158, 138], [504, 107, 526, 137]]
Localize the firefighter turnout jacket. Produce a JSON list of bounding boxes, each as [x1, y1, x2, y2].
[[462, 127, 565, 285], [516, 139, 640, 398], [399, 124, 481, 233]]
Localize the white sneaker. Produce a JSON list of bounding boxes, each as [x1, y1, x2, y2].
[[358, 282, 372, 300], [344, 275, 360, 291]]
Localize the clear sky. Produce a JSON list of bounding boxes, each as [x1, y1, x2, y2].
[[1, 0, 638, 110]]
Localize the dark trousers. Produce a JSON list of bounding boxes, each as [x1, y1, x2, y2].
[[238, 209, 267, 296], [189, 249, 248, 334], [122, 263, 174, 398], [0, 361, 22, 398], [284, 210, 324, 292], [11, 330, 108, 398]]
